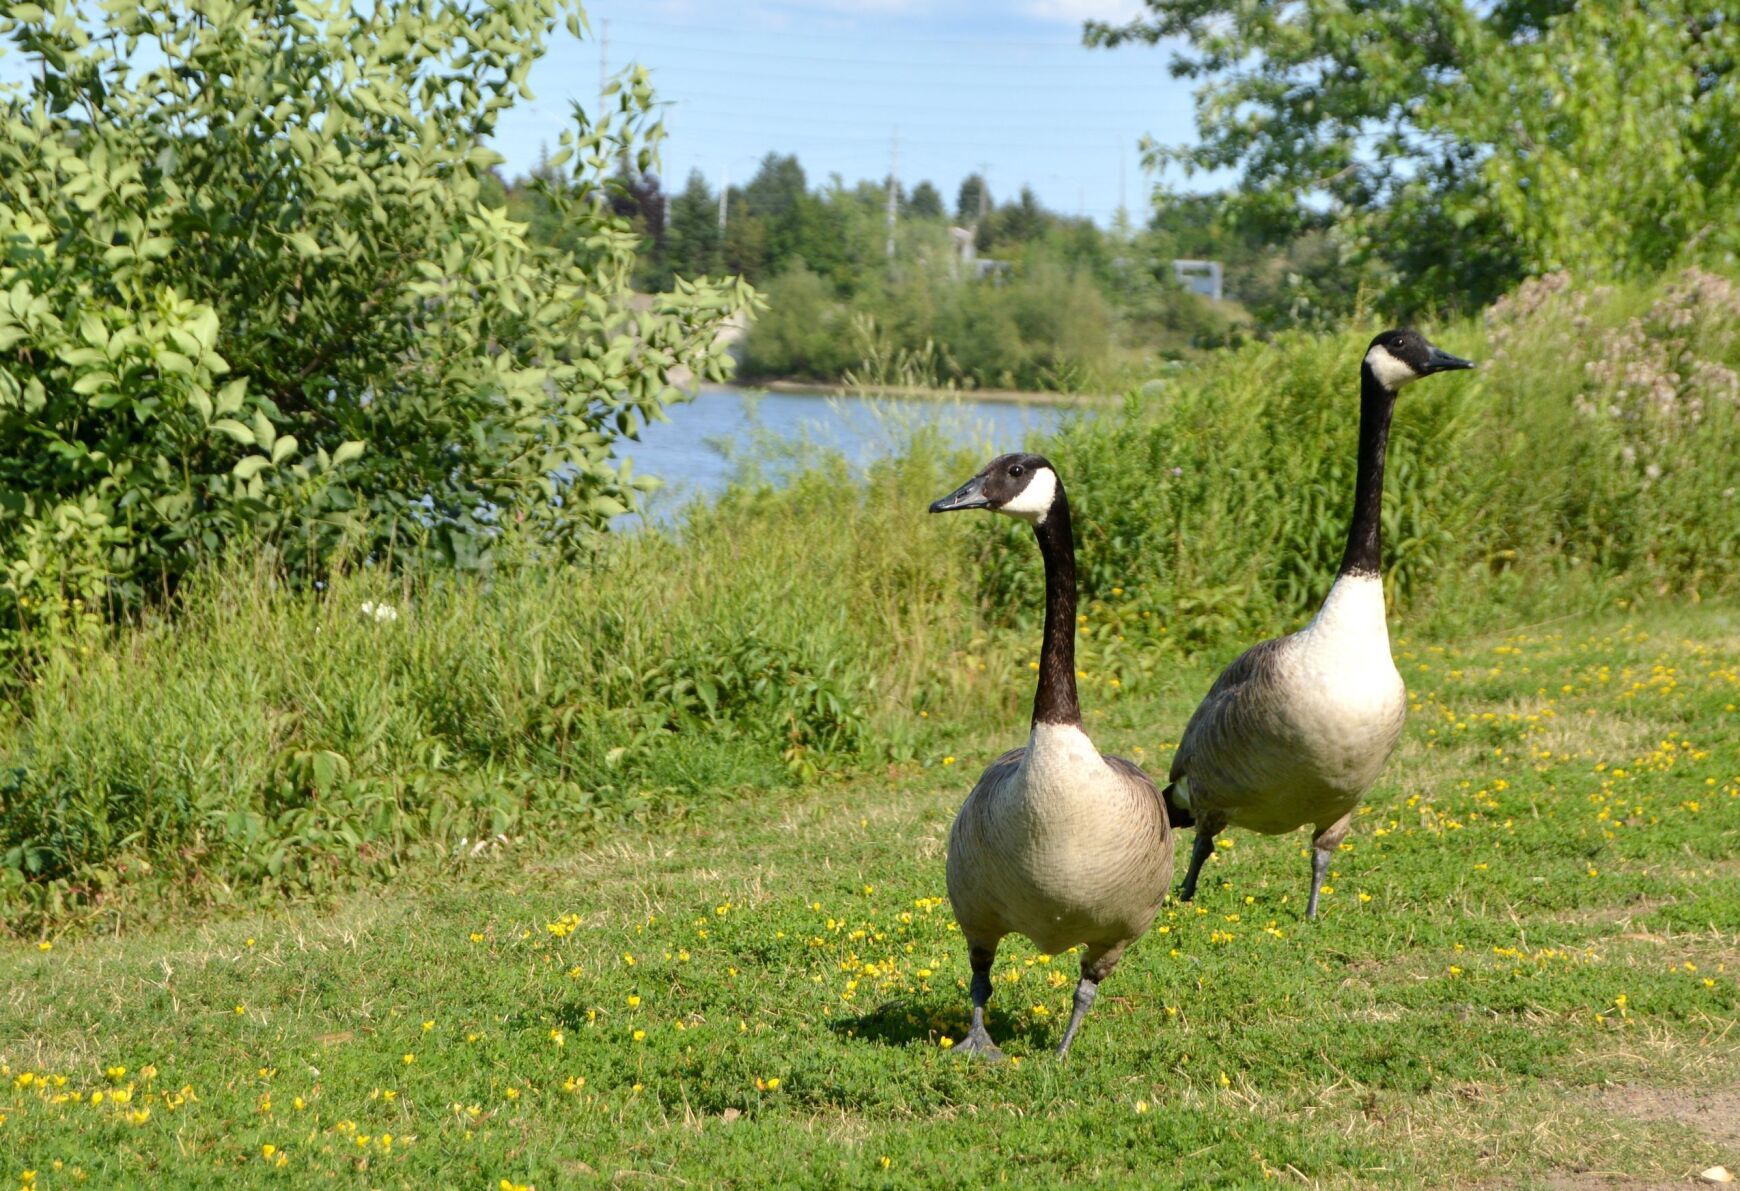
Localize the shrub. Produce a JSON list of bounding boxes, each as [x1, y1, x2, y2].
[[0, 0, 751, 654], [739, 261, 857, 380]]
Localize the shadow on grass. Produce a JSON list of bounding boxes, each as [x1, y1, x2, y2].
[[831, 997, 1057, 1051]]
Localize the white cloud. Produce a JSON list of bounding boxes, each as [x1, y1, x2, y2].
[[1022, 0, 1147, 24]]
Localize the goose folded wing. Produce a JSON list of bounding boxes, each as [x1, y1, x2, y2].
[[1168, 636, 1288, 787]]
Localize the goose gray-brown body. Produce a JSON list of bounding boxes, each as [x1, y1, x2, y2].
[[929, 453, 1173, 1059], [1167, 330, 1474, 917], [948, 726, 1171, 959], [1170, 575, 1404, 837]]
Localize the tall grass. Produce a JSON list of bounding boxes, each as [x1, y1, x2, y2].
[[5, 268, 1738, 931], [982, 266, 1740, 651], [0, 441, 1005, 929]]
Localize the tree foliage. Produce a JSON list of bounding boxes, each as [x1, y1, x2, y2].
[[1444, 3, 1740, 283], [905, 181, 945, 221], [1090, 0, 1740, 311], [0, 0, 751, 642]]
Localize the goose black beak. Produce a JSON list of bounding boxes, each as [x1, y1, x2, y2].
[[1423, 347, 1476, 374], [930, 475, 990, 513]]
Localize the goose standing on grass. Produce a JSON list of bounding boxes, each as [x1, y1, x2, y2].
[[930, 454, 1173, 1059], [1166, 330, 1474, 918]]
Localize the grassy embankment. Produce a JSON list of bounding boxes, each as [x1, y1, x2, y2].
[[7, 268, 1739, 932], [3, 268, 1739, 1182]]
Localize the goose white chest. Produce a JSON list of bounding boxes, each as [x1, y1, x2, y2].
[[994, 723, 1122, 885], [948, 723, 1166, 954], [1278, 574, 1406, 792]]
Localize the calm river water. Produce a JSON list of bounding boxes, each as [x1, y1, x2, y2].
[[613, 384, 1080, 524]]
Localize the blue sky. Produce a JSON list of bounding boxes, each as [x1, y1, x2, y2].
[[486, 0, 1209, 227]]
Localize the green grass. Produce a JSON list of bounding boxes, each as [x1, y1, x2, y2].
[[5, 604, 1738, 1187]]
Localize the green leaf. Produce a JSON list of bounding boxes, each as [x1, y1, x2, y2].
[[215, 379, 247, 415], [210, 419, 254, 444], [157, 350, 194, 377], [0, 0, 751, 608]]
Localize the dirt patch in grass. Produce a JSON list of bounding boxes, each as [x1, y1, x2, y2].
[[1552, 895, 1677, 928], [1594, 1085, 1740, 1150]]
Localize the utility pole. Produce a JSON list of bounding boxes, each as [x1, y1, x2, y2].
[[885, 127, 899, 262], [1118, 147, 1128, 232], [718, 165, 729, 232], [977, 160, 990, 223]]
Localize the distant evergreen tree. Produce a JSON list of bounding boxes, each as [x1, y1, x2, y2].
[[905, 180, 945, 220], [996, 186, 1048, 243], [955, 173, 991, 224], [743, 153, 808, 222], [744, 152, 829, 276], [664, 170, 724, 279]]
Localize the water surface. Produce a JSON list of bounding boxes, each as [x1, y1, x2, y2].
[[614, 385, 1079, 524]]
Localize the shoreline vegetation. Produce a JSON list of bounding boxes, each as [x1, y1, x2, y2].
[[6, 267, 1740, 934], [752, 377, 1121, 407]]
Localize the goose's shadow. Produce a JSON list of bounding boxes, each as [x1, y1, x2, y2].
[[831, 998, 1057, 1051]]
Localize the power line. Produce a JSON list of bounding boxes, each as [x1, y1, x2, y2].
[[598, 48, 1180, 76], [603, 13, 1121, 48], [657, 120, 1134, 144]]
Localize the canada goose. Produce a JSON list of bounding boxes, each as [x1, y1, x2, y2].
[[930, 454, 1173, 1059], [1166, 330, 1474, 918]]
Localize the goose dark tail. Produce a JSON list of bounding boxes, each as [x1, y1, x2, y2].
[[1161, 782, 1194, 829]]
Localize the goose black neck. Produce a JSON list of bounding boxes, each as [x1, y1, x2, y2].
[[1031, 493, 1081, 728], [1336, 367, 1398, 580]]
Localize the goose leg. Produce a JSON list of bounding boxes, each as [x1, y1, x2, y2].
[[1057, 945, 1123, 1059], [955, 942, 1004, 1060], [1178, 824, 1219, 902], [1305, 812, 1353, 920]]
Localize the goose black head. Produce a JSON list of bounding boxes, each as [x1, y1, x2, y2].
[[1363, 328, 1475, 393], [929, 452, 1061, 525]]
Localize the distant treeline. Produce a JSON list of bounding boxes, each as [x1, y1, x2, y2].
[[486, 154, 1343, 392]]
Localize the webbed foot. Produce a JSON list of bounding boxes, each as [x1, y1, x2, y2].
[[954, 1024, 1005, 1061]]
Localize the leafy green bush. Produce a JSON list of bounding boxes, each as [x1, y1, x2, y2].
[[742, 257, 1122, 392], [738, 261, 859, 380], [0, 0, 750, 652]]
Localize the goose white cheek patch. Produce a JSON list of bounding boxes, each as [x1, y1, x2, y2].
[[1364, 343, 1419, 390], [997, 467, 1057, 523]]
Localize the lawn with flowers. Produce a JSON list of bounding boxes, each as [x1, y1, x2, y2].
[[4, 604, 1738, 1187]]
